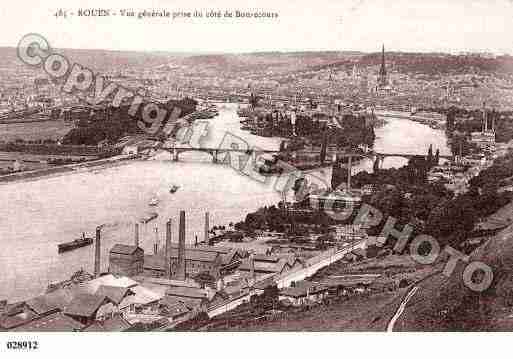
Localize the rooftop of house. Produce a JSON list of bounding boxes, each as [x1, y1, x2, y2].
[[64, 293, 108, 318], [95, 285, 134, 305], [160, 297, 192, 317], [279, 281, 329, 298], [10, 312, 85, 332], [143, 250, 220, 270], [25, 288, 75, 316], [83, 315, 132, 332], [165, 287, 208, 299], [110, 244, 143, 255], [318, 275, 380, 287], [0, 303, 37, 329], [77, 274, 138, 294], [239, 258, 287, 274]]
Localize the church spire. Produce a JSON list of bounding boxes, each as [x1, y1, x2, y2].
[[378, 44, 388, 87], [381, 44, 385, 67]]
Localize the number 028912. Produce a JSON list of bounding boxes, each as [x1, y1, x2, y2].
[[6, 341, 39, 350]]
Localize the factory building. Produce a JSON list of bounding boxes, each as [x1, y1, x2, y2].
[[108, 244, 144, 277]]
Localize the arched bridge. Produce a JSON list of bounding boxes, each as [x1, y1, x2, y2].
[[160, 146, 454, 165]]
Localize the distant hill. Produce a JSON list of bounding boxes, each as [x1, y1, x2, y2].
[[2, 45, 512, 76], [0, 47, 180, 72]]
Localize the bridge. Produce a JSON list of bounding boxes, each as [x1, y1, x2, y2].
[[160, 146, 454, 166]]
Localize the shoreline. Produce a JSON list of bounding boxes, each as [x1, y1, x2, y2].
[[0, 154, 140, 186]]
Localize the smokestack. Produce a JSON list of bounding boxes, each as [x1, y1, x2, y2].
[[482, 102, 487, 132], [154, 225, 159, 255], [134, 223, 139, 248], [165, 219, 172, 279], [94, 226, 101, 278], [347, 155, 352, 192], [177, 210, 186, 280], [249, 253, 255, 283], [204, 212, 209, 245]]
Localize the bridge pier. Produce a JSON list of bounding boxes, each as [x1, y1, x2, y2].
[[212, 150, 218, 163], [172, 148, 179, 162]]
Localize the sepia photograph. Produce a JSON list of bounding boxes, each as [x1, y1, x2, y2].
[[1, 0, 513, 355]]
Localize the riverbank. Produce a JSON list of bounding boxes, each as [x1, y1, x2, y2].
[[0, 154, 139, 185]]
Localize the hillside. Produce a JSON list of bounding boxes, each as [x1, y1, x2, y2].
[[393, 218, 513, 331]]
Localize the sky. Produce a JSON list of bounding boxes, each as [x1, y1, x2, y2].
[[1, 0, 513, 54]]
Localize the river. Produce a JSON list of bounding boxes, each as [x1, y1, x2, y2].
[[0, 103, 451, 301]]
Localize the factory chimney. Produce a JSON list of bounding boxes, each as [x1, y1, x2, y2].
[[249, 253, 255, 284], [165, 219, 172, 279], [482, 102, 488, 133], [204, 212, 209, 245], [177, 210, 186, 280], [153, 225, 159, 255], [94, 226, 101, 277], [134, 223, 139, 248]]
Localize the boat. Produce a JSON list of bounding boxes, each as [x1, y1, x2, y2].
[[58, 233, 93, 253], [149, 197, 159, 206], [140, 211, 158, 224], [169, 185, 179, 193]]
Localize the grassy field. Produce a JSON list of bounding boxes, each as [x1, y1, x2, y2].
[[212, 289, 406, 332], [0, 120, 71, 142]]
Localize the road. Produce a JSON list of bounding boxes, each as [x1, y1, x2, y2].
[[386, 286, 419, 332]]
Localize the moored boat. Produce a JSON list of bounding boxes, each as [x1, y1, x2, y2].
[[58, 233, 93, 253], [140, 211, 158, 224]]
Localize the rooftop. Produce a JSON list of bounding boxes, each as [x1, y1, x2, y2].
[[83, 315, 132, 332], [95, 285, 133, 305], [280, 281, 329, 298], [64, 293, 108, 318], [10, 312, 85, 332], [110, 244, 142, 255], [165, 287, 208, 299]]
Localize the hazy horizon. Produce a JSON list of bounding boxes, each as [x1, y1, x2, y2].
[[2, 45, 508, 57]]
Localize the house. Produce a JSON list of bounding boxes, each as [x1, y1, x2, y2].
[[122, 144, 139, 156], [94, 285, 136, 320], [307, 191, 362, 211], [278, 281, 330, 306], [0, 302, 38, 330], [10, 312, 84, 332], [109, 244, 144, 277], [164, 286, 223, 311], [159, 297, 193, 321], [24, 288, 75, 317], [82, 314, 132, 332], [237, 255, 305, 276], [470, 131, 495, 151], [76, 274, 162, 315], [64, 293, 114, 325], [318, 275, 380, 295], [195, 246, 247, 271]]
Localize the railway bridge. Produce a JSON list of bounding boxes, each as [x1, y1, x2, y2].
[[159, 145, 454, 168]]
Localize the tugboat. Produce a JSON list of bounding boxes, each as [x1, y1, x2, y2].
[[169, 185, 179, 194], [58, 233, 93, 253], [140, 211, 158, 224]]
